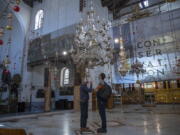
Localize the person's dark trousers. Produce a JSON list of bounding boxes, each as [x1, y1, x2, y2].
[[80, 101, 88, 128], [97, 98, 107, 130]]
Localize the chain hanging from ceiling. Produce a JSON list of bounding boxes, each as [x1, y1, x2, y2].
[[117, 37, 131, 76], [71, 0, 114, 69], [166, 0, 180, 75], [129, 14, 146, 79], [0, 0, 21, 46], [0, 0, 21, 70]]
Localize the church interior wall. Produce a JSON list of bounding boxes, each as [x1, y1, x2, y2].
[[0, 0, 180, 113]]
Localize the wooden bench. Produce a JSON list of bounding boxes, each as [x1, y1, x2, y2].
[[0, 128, 27, 135]]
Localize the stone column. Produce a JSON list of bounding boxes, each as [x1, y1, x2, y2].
[[44, 68, 51, 112], [73, 67, 85, 111]]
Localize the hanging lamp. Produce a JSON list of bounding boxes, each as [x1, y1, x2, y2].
[[71, 0, 114, 69]]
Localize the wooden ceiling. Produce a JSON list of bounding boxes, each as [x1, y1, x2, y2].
[[23, 0, 132, 19], [23, 0, 42, 7], [101, 0, 131, 19]]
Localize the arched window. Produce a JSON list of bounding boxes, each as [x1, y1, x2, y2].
[[139, 0, 149, 9], [34, 9, 44, 30], [60, 67, 70, 86], [64, 68, 70, 85], [79, 0, 86, 12]]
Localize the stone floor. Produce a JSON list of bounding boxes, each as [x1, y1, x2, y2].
[[0, 105, 180, 135]]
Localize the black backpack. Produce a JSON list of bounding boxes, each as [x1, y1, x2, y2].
[[97, 82, 112, 100]]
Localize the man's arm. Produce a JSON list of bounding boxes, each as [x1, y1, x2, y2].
[[84, 83, 93, 92], [95, 84, 104, 92]]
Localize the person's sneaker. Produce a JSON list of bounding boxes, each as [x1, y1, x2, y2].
[[80, 128, 87, 132], [85, 128, 92, 132], [97, 128, 107, 133], [84, 127, 90, 130], [80, 128, 92, 133]]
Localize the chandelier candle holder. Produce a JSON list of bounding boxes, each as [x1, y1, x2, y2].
[[118, 37, 130, 76], [173, 58, 180, 75], [71, 0, 114, 69], [6, 13, 13, 30], [0, 28, 4, 45], [3, 55, 11, 68], [0, 28, 4, 37], [130, 60, 146, 77]]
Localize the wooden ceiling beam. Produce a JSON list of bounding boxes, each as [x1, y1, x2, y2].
[[101, 0, 130, 17], [101, 0, 112, 7], [114, 0, 131, 13], [114, 0, 166, 19], [108, 0, 130, 11], [23, 0, 42, 7]]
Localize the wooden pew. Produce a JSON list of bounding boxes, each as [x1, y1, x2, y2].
[[0, 128, 27, 135]]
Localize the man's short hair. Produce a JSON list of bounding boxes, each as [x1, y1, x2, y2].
[[99, 73, 106, 80]]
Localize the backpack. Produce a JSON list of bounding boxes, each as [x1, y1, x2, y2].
[[97, 82, 112, 100]]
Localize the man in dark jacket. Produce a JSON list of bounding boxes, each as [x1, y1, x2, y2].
[[80, 80, 92, 132], [96, 73, 107, 133]]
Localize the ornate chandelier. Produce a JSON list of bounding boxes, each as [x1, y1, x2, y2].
[[71, 0, 114, 69]]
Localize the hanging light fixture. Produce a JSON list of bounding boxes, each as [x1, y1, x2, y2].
[[130, 60, 146, 77], [13, 0, 21, 12], [173, 58, 180, 75], [71, 0, 114, 69], [0, 0, 21, 69], [2, 55, 11, 68], [176, 59, 180, 67], [0, 27, 4, 37], [0, 27, 4, 45], [118, 37, 130, 76], [6, 13, 13, 30]]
